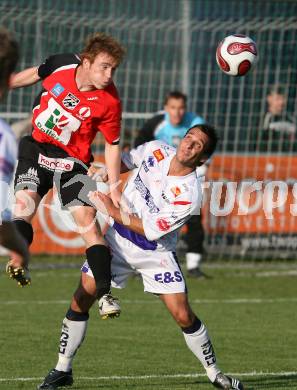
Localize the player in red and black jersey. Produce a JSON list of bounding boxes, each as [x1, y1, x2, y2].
[[7, 33, 125, 313]]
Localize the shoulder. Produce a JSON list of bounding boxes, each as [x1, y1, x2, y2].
[[146, 140, 175, 157], [38, 53, 81, 78], [187, 112, 205, 126]]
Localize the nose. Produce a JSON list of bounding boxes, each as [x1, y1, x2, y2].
[[185, 140, 194, 150], [106, 68, 113, 79]]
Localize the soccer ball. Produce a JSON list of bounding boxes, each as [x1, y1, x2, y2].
[[216, 34, 258, 76]]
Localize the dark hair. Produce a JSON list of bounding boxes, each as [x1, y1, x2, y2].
[[80, 32, 126, 65], [164, 91, 187, 105], [268, 85, 285, 96], [0, 27, 19, 96], [186, 123, 218, 158]]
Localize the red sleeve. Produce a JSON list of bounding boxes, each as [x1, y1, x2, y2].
[[98, 86, 122, 145]]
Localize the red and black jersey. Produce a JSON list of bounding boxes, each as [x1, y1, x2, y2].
[[32, 53, 121, 163]]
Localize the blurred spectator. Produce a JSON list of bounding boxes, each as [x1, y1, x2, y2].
[[0, 27, 30, 264], [257, 87, 296, 152], [134, 91, 209, 278]]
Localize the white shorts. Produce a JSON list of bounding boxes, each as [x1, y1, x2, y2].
[[81, 227, 186, 295]]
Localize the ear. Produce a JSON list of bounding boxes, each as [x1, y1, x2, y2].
[[82, 58, 91, 70]]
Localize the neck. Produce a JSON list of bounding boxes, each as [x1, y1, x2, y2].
[[168, 156, 195, 176], [75, 66, 95, 91]]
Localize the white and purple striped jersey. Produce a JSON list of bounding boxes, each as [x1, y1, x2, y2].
[[0, 119, 17, 221], [114, 140, 203, 252]]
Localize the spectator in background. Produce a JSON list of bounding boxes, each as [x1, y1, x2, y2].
[[0, 27, 30, 275], [135, 91, 209, 278], [257, 87, 296, 152]]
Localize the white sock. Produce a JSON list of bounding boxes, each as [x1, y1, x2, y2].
[[186, 253, 202, 270], [55, 317, 88, 372], [183, 322, 221, 382]]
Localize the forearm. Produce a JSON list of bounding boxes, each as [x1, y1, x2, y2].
[[110, 206, 145, 236], [10, 66, 40, 88], [0, 222, 29, 258], [105, 142, 121, 189]]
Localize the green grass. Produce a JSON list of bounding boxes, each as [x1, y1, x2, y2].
[[0, 259, 297, 390]]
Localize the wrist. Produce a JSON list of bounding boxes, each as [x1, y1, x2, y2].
[[108, 204, 117, 219]]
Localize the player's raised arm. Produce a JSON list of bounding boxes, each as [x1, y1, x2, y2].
[[104, 141, 122, 207], [10, 66, 40, 88]]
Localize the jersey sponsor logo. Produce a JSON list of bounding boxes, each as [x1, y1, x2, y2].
[[16, 167, 40, 187], [161, 191, 170, 204], [147, 156, 155, 167], [156, 218, 170, 231], [161, 144, 173, 156], [62, 93, 80, 110], [87, 96, 98, 101], [153, 149, 164, 162], [134, 173, 159, 214], [51, 83, 65, 97], [172, 200, 191, 206], [141, 160, 149, 173], [154, 271, 183, 283], [78, 106, 91, 119], [38, 154, 74, 172], [201, 340, 216, 366], [35, 98, 81, 145], [171, 186, 181, 197], [59, 323, 70, 354]]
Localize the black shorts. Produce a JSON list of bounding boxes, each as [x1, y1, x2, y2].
[[14, 136, 97, 208]]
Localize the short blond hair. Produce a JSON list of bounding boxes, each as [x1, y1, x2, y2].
[[80, 32, 126, 66]]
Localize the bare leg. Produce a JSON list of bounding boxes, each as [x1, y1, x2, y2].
[[159, 292, 221, 383]]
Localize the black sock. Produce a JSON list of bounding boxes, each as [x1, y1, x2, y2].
[[86, 244, 111, 298], [13, 219, 34, 245], [66, 308, 89, 321], [181, 316, 202, 334]]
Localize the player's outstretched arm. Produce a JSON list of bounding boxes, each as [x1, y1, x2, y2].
[[104, 142, 122, 208], [87, 159, 130, 182], [88, 191, 145, 236], [10, 66, 40, 89]]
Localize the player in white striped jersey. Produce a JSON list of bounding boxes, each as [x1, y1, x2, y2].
[[0, 27, 30, 279], [38, 125, 244, 390]]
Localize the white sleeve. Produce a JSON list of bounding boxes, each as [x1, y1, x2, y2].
[[0, 126, 17, 221], [142, 191, 197, 241], [121, 143, 148, 170]]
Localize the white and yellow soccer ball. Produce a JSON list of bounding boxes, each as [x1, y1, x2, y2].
[[216, 34, 258, 76]]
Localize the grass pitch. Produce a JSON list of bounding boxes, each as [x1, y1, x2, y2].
[[0, 258, 296, 390]]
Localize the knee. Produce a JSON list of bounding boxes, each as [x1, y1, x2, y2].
[[81, 226, 105, 247], [172, 308, 194, 328], [72, 286, 96, 312]]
